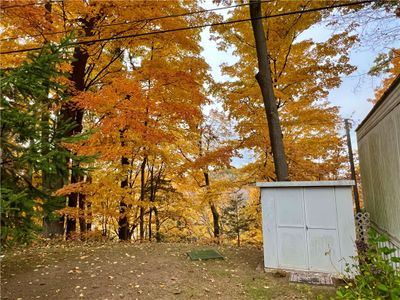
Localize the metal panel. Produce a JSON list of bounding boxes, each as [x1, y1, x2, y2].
[[261, 189, 278, 269], [276, 188, 304, 227], [307, 229, 340, 272], [304, 187, 341, 272], [304, 188, 337, 229], [277, 227, 308, 270], [274, 188, 307, 269], [335, 187, 358, 273]]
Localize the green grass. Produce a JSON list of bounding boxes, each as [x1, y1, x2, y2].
[[243, 275, 336, 299]]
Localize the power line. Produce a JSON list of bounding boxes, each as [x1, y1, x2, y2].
[[0, 0, 376, 55], [0, 0, 274, 42]]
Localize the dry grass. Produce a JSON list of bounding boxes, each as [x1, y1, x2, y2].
[[1, 242, 337, 299]]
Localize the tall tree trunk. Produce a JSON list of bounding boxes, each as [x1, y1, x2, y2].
[[86, 175, 93, 231], [78, 193, 86, 238], [63, 12, 100, 237], [118, 129, 130, 241], [249, 0, 289, 181], [86, 201, 92, 231], [204, 172, 220, 241], [64, 45, 89, 238], [148, 208, 152, 242], [154, 207, 161, 242], [148, 165, 157, 242], [210, 202, 220, 239], [236, 205, 240, 247], [139, 156, 147, 241]]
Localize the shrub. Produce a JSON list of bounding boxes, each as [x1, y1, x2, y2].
[[335, 230, 400, 299]]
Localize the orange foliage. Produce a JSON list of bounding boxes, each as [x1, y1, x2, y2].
[[371, 49, 400, 104]]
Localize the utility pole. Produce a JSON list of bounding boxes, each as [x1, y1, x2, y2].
[[344, 119, 361, 213]]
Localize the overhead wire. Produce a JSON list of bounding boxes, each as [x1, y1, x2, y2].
[[0, 0, 376, 55], [0, 0, 274, 42]]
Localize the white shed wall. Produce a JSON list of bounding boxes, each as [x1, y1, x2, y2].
[[258, 182, 357, 274]]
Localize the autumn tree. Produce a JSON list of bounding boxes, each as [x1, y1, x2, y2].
[[175, 109, 237, 241], [212, 0, 356, 182], [369, 49, 400, 103], [58, 2, 212, 240], [325, 2, 400, 103], [1, 0, 212, 239]]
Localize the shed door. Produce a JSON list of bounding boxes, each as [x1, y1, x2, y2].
[[275, 188, 341, 272], [275, 189, 308, 270], [304, 188, 341, 272]]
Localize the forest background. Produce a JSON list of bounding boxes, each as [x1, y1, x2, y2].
[[1, 0, 399, 247]]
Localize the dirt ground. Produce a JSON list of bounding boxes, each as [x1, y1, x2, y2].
[[1, 242, 337, 299]]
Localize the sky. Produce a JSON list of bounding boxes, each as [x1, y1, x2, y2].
[[199, 1, 399, 166]]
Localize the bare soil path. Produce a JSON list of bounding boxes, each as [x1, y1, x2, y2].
[[1, 242, 336, 299]]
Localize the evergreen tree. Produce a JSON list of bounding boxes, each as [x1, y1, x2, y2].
[[0, 41, 85, 245], [222, 194, 255, 247]]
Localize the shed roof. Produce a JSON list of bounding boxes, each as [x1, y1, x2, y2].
[[256, 180, 355, 188]]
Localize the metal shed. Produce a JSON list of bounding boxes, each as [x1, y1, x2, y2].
[[257, 181, 357, 274]]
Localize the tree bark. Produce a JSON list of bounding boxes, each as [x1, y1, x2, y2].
[[210, 202, 220, 239], [63, 12, 100, 238], [249, 0, 289, 181], [64, 45, 89, 238], [139, 156, 147, 241], [78, 194, 86, 238], [154, 207, 161, 242], [86, 175, 93, 231], [204, 172, 220, 240], [118, 129, 130, 241], [148, 208, 152, 242]]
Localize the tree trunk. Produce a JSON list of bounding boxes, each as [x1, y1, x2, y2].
[[86, 201, 92, 231], [118, 129, 130, 241], [249, 0, 289, 181], [210, 202, 220, 239], [86, 176, 93, 231], [204, 172, 220, 241], [64, 45, 89, 237], [148, 208, 152, 242], [79, 194, 86, 239], [139, 156, 147, 241], [154, 207, 161, 242], [236, 203, 240, 247]]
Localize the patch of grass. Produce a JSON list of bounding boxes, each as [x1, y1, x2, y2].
[[210, 268, 232, 277], [244, 275, 336, 300], [244, 276, 283, 299]]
